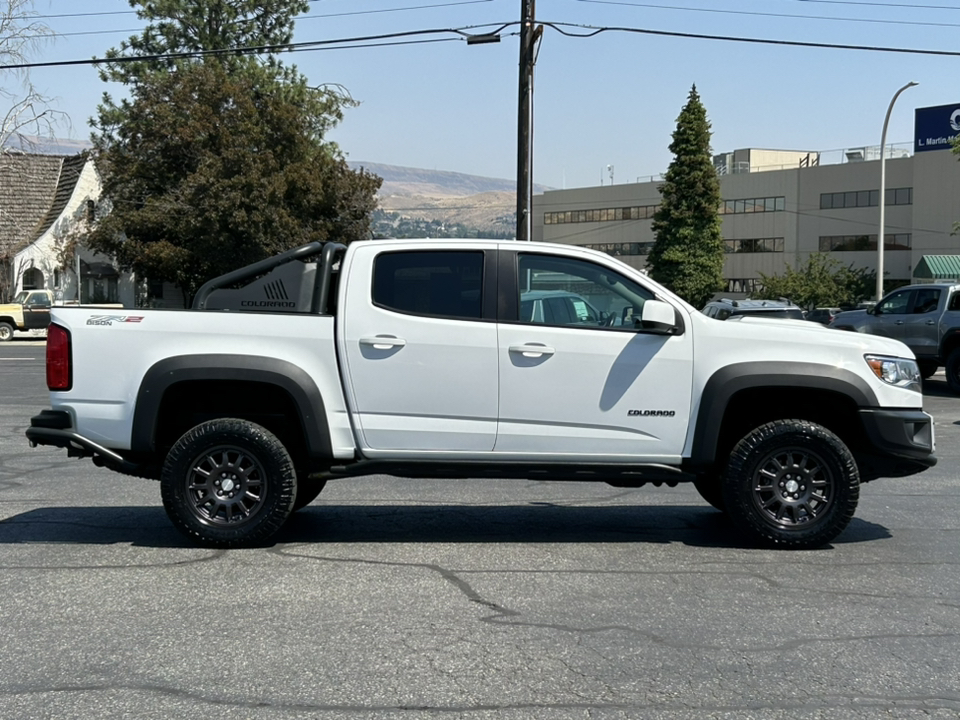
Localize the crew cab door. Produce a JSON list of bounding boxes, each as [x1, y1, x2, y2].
[[495, 249, 693, 460], [340, 244, 499, 453], [900, 287, 942, 358]]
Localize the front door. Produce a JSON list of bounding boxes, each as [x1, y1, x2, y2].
[[495, 250, 693, 461], [872, 288, 914, 341], [341, 246, 499, 454]]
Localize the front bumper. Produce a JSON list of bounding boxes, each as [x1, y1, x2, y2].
[[855, 408, 937, 480]]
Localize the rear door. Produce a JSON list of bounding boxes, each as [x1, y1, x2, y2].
[[901, 287, 942, 358], [495, 248, 693, 461], [340, 244, 499, 454]]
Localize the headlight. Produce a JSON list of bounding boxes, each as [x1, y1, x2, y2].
[[864, 355, 921, 391]]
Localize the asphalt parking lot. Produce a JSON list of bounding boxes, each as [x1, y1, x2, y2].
[[2, 340, 959, 719]]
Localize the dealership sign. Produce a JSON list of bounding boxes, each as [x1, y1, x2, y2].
[[915, 103, 960, 153]]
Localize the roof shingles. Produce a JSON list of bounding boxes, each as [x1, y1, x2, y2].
[[0, 152, 87, 259]]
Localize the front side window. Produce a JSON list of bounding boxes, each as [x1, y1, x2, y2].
[[878, 290, 911, 315], [373, 250, 483, 320], [516, 254, 654, 330]]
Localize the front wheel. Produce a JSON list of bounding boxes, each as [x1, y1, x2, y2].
[[161, 418, 297, 548], [0, 322, 14, 342], [693, 474, 725, 512], [918, 360, 939, 380], [945, 348, 960, 395], [722, 420, 859, 549]]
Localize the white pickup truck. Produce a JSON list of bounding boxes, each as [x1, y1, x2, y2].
[[26, 239, 936, 549]]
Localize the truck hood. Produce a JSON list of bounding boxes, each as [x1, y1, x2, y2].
[[718, 314, 916, 359], [831, 309, 869, 326]]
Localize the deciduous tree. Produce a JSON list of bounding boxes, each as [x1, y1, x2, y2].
[[647, 85, 725, 308], [756, 253, 875, 309]]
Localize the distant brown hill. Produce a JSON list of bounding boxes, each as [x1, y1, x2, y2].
[[348, 161, 551, 236]]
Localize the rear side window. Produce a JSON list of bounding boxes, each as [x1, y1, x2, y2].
[[913, 288, 940, 314], [372, 251, 483, 320]]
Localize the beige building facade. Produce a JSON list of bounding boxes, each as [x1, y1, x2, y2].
[[532, 127, 960, 299]]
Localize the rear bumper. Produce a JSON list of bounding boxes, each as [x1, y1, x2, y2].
[[855, 408, 937, 480], [26, 410, 150, 476]]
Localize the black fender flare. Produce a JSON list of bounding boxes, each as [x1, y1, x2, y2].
[[131, 354, 331, 458], [689, 361, 878, 467]]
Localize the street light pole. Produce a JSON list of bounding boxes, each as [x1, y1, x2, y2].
[[877, 81, 918, 301]]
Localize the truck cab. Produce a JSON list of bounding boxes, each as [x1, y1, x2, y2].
[[0, 289, 53, 341]]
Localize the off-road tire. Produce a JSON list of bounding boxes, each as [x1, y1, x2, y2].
[[722, 420, 859, 549], [946, 348, 960, 395], [0, 322, 14, 342], [293, 476, 327, 511], [693, 474, 726, 512], [161, 418, 297, 548]]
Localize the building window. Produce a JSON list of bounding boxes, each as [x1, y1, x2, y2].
[[583, 242, 655, 257], [820, 187, 912, 209], [543, 204, 658, 225], [727, 278, 763, 294], [818, 234, 911, 252], [724, 237, 784, 253], [717, 197, 785, 215], [53, 269, 61, 288], [148, 281, 164, 299]]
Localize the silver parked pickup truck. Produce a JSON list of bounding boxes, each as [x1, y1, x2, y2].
[[830, 283, 960, 392]]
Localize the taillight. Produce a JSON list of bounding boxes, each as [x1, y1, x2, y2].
[[46, 323, 72, 391]]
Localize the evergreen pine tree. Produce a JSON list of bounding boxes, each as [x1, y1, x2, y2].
[[648, 85, 725, 308]]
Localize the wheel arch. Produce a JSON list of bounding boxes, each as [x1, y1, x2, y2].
[[132, 355, 332, 465], [939, 328, 960, 360], [689, 362, 877, 470]]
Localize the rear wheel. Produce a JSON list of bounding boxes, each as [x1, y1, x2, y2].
[[161, 418, 297, 547], [0, 322, 14, 342], [293, 475, 327, 511], [722, 420, 859, 549], [946, 348, 960, 395]]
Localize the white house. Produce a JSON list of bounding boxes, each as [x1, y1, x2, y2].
[[0, 152, 135, 305]]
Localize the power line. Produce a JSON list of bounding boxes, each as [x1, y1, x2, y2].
[[29, 0, 493, 20], [541, 20, 960, 56], [575, 0, 960, 29], [790, 0, 960, 10], [7, 14, 960, 71], [0, 26, 504, 70]]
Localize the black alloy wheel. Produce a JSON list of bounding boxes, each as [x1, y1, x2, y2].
[[722, 420, 859, 549], [161, 418, 297, 547]]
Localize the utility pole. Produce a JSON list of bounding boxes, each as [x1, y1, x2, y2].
[[516, 0, 535, 241]]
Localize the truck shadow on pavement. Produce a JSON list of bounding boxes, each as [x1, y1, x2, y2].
[[0, 504, 892, 549]]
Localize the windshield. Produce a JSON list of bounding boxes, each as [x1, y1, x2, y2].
[[12, 291, 27, 304]]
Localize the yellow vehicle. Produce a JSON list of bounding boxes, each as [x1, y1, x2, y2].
[[0, 289, 53, 341]]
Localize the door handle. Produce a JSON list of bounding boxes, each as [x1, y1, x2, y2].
[[895, 320, 904, 325], [359, 335, 406, 349], [509, 344, 555, 358], [926, 320, 936, 325]]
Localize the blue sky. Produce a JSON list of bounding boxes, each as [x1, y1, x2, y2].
[[20, 0, 960, 190]]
